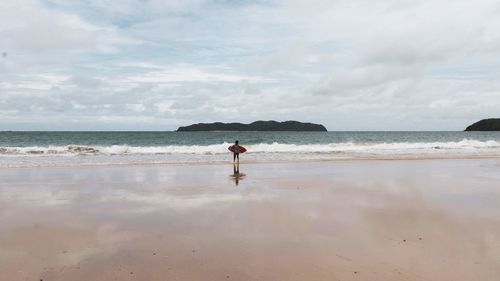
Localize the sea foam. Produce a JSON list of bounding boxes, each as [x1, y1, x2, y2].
[[1, 139, 500, 156]]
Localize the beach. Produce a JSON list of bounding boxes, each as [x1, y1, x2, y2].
[[1, 159, 500, 280]]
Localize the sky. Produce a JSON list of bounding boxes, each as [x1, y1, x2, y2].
[[1, 0, 500, 131]]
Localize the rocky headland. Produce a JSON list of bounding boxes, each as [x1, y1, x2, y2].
[[177, 120, 327, 131], [465, 119, 500, 131]]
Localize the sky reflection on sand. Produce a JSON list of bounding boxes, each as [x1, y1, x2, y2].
[[1, 160, 500, 280]]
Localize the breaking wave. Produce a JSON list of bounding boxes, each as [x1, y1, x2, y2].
[[1, 139, 500, 156]]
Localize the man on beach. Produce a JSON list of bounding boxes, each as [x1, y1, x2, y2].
[[233, 140, 241, 163]]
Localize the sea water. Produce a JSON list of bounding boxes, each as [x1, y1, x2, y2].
[[1, 131, 500, 167]]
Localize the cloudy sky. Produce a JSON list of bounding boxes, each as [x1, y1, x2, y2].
[[1, 0, 500, 131]]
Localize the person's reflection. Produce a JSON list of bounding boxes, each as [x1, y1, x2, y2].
[[230, 162, 246, 186]]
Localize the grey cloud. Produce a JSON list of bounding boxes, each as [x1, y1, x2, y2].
[[2, 0, 500, 130]]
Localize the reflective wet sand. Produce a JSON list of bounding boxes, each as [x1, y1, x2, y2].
[[1, 160, 500, 280]]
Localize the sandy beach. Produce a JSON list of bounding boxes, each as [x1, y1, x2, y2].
[[1, 159, 500, 280]]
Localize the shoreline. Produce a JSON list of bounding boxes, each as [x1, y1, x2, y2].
[[2, 153, 500, 169]]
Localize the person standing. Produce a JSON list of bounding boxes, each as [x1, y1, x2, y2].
[[233, 140, 241, 163]]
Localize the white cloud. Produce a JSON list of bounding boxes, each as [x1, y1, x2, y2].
[[121, 64, 269, 84], [1, 0, 500, 130], [0, 1, 136, 54]]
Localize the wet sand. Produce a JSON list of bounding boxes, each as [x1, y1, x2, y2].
[[1, 159, 500, 280]]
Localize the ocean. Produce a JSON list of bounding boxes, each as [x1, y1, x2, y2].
[[1, 131, 500, 167]]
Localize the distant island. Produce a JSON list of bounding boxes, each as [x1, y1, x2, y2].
[[465, 119, 500, 131], [177, 121, 327, 132]]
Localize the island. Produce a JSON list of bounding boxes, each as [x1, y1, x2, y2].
[[177, 120, 327, 132], [465, 118, 500, 131]]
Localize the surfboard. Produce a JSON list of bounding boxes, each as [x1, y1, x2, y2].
[[228, 145, 247, 153]]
